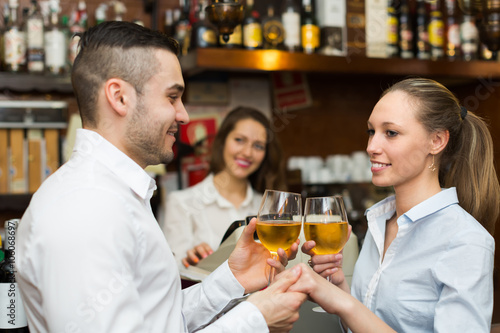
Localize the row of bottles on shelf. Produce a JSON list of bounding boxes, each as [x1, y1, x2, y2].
[[167, 0, 494, 61], [1, 0, 84, 75], [0, 0, 140, 75], [389, 0, 489, 61], [167, 0, 329, 54]]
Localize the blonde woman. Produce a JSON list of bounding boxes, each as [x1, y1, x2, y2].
[[292, 77, 500, 332]]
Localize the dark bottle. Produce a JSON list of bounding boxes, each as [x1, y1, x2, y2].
[[428, 0, 444, 60], [262, 4, 285, 50], [174, 0, 191, 55], [301, 0, 319, 54], [190, 0, 217, 49], [399, 0, 413, 58], [445, 0, 460, 60], [416, 0, 431, 60], [0, 219, 29, 332], [164, 9, 175, 36], [387, 0, 400, 58], [242, 0, 263, 50], [415, 0, 430, 59]]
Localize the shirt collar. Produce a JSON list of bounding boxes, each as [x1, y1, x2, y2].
[[73, 129, 156, 200], [200, 173, 255, 208], [365, 187, 459, 224], [403, 187, 458, 222]]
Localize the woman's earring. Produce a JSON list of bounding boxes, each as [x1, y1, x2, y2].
[[428, 155, 436, 172]]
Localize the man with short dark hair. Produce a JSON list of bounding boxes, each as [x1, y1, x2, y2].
[[16, 21, 306, 332]]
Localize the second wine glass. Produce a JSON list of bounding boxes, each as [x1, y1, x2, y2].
[[303, 195, 349, 281], [256, 190, 302, 284], [304, 195, 349, 313]]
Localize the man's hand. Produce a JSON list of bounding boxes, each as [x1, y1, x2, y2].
[[182, 242, 213, 268], [247, 265, 307, 332], [228, 218, 299, 293]]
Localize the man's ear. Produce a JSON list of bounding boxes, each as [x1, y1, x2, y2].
[[431, 130, 450, 155], [104, 78, 133, 117]]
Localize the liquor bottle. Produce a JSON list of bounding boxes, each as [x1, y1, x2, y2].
[[3, 0, 26, 72], [44, 0, 66, 75], [301, 0, 320, 54], [428, 0, 444, 60], [262, 4, 285, 50], [164, 9, 175, 36], [281, 0, 301, 52], [415, 0, 430, 59], [60, 14, 70, 69], [0, 219, 29, 332], [76, 0, 88, 28], [460, 14, 478, 61], [95, 4, 107, 25], [25, 0, 44, 73], [399, 0, 413, 58], [242, 0, 263, 50], [219, 24, 242, 48], [317, 0, 347, 56], [190, 0, 217, 49], [174, 0, 191, 55], [112, 1, 126, 22], [68, 1, 87, 67], [445, 0, 460, 60], [386, 0, 399, 58]]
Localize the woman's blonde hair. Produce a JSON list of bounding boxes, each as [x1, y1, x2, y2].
[[383, 78, 500, 234]]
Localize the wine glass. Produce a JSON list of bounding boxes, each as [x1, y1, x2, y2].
[[256, 190, 302, 284], [303, 195, 349, 312]]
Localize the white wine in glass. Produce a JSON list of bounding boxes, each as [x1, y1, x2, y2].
[[303, 195, 349, 312], [256, 190, 302, 284]]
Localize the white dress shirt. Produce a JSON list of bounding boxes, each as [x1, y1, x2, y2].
[[161, 174, 262, 268], [351, 188, 494, 332], [16, 129, 268, 333]]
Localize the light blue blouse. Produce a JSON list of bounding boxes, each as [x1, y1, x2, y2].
[[351, 188, 494, 332]]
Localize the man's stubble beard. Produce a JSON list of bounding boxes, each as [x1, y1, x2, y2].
[[126, 96, 175, 167]]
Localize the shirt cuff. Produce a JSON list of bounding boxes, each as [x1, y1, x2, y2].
[[203, 260, 245, 300], [208, 301, 269, 332]]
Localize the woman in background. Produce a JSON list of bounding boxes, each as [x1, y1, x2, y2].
[[162, 106, 287, 269], [292, 77, 500, 332]]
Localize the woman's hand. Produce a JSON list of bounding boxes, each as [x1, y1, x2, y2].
[[289, 264, 396, 333], [182, 242, 213, 268], [287, 263, 342, 314], [302, 241, 345, 283], [302, 224, 352, 290]]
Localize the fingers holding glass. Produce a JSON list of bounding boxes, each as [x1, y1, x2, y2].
[[303, 195, 349, 312], [256, 190, 302, 284]]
